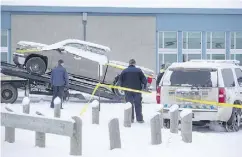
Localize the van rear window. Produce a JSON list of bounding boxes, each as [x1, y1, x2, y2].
[[162, 69, 217, 87]]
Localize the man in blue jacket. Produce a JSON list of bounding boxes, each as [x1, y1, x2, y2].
[[119, 59, 147, 123], [50, 59, 69, 109]]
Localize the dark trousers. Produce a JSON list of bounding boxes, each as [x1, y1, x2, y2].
[[124, 91, 143, 121], [50, 86, 65, 108]]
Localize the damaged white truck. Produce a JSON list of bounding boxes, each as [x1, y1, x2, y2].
[[13, 39, 155, 96], [157, 60, 242, 132]]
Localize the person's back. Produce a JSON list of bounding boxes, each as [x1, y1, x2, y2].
[[119, 59, 147, 123], [120, 65, 147, 90], [51, 65, 68, 87]]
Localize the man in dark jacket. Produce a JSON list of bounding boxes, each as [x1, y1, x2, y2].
[[156, 64, 166, 88], [50, 59, 69, 109], [119, 59, 147, 123]]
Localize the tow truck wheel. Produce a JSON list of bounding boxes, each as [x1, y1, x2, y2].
[[224, 102, 242, 132], [1, 84, 18, 104], [26, 57, 46, 75]]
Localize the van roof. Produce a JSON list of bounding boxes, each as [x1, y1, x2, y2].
[[169, 60, 239, 69]]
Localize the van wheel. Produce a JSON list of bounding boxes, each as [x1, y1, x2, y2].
[[224, 105, 241, 132], [26, 57, 46, 75], [1, 84, 18, 104]]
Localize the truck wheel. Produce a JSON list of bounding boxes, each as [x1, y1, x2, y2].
[[113, 80, 125, 97], [224, 102, 242, 132], [1, 84, 18, 104], [26, 57, 46, 75]]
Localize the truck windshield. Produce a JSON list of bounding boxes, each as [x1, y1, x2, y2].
[[162, 69, 218, 87]]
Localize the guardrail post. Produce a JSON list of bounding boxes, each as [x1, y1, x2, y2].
[[35, 111, 46, 147], [92, 100, 99, 124], [169, 104, 179, 133], [180, 109, 192, 143], [157, 105, 163, 128], [108, 118, 121, 150], [22, 97, 30, 114], [4, 107, 15, 143], [150, 113, 162, 145], [54, 97, 61, 118], [70, 116, 82, 156], [124, 102, 132, 127]]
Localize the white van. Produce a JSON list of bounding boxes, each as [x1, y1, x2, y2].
[[157, 60, 242, 132]]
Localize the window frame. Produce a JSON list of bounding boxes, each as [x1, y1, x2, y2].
[[158, 31, 178, 53], [182, 32, 202, 54], [1, 29, 9, 63], [230, 32, 242, 54], [206, 32, 226, 54]]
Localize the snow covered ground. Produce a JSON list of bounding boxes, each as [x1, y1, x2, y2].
[[1, 92, 242, 157]]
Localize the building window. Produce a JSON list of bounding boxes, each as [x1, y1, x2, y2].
[[231, 54, 242, 65], [159, 53, 177, 66], [231, 32, 242, 49], [183, 32, 201, 49], [1, 29, 8, 62], [159, 32, 177, 49], [207, 54, 226, 60], [207, 32, 225, 49]]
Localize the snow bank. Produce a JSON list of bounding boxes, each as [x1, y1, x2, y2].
[[123, 102, 132, 110], [91, 100, 99, 107], [22, 97, 30, 105], [54, 97, 61, 105], [180, 109, 192, 118], [169, 104, 179, 112]]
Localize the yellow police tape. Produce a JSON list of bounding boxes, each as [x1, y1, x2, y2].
[[175, 97, 242, 109], [79, 83, 151, 116]]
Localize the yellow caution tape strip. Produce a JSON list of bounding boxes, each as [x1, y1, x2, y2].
[[16, 49, 40, 53], [106, 62, 153, 78], [175, 97, 242, 109], [79, 83, 151, 116]]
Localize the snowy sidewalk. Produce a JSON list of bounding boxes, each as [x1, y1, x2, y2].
[[1, 100, 242, 157]]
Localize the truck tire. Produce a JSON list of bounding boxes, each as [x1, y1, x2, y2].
[[112, 77, 125, 97], [224, 101, 242, 132], [26, 57, 46, 75], [1, 84, 18, 104]]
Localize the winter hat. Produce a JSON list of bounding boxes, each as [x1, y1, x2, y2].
[[58, 59, 64, 65], [129, 59, 136, 65]]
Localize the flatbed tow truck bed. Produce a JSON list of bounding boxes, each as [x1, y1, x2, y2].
[[1, 61, 124, 104]]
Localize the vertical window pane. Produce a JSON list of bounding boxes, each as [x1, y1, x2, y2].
[[183, 32, 187, 49], [207, 54, 210, 59], [212, 32, 225, 49], [235, 54, 242, 65], [231, 32, 235, 49], [158, 32, 163, 48], [188, 32, 201, 49], [236, 32, 242, 49], [1, 52, 8, 62], [158, 53, 163, 69], [212, 54, 225, 60], [230, 54, 235, 60], [1, 30, 8, 47], [164, 54, 177, 64], [188, 54, 201, 60], [207, 32, 211, 49], [221, 69, 235, 87], [164, 32, 177, 49]]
